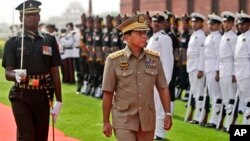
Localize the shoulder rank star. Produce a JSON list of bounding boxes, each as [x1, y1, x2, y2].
[[145, 58, 156, 68], [119, 60, 129, 70]]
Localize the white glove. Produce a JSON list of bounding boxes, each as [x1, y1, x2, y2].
[[13, 69, 27, 83], [51, 101, 62, 123]]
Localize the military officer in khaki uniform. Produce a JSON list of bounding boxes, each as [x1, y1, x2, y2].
[[102, 14, 172, 141]]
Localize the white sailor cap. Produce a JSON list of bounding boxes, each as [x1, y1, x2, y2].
[[236, 11, 250, 24], [221, 11, 235, 22], [191, 12, 206, 22], [150, 11, 168, 22], [207, 14, 223, 24]]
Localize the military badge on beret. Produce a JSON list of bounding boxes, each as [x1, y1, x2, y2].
[[138, 15, 145, 23]]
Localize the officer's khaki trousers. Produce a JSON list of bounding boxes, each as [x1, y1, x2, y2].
[[114, 129, 154, 141]]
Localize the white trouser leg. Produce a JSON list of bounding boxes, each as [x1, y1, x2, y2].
[[206, 72, 222, 124], [154, 88, 166, 138], [224, 104, 234, 129], [220, 76, 237, 105], [194, 95, 204, 121], [189, 70, 205, 121]]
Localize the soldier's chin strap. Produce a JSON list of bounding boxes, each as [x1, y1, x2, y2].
[[20, 0, 25, 69]]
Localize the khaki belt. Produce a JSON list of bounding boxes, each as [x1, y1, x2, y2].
[[15, 73, 51, 90]]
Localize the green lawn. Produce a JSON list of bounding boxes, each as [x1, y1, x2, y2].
[[0, 59, 230, 141]]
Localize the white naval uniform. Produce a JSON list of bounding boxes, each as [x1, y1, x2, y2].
[[146, 30, 174, 138], [187, 29, 206, 121], [234, 30, 250, 124], [72, 30, 81, 58], [204, 30, 222, 125], [60, 33, 74, 59], [219, 30, 237, 128]]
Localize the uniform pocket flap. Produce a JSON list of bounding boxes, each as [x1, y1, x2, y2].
[[144, 68, 158, 76], [117, 69, 133, 77], [114, 102, 129, 111]]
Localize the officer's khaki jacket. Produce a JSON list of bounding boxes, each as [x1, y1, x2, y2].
[[102, 46, 168, 131]]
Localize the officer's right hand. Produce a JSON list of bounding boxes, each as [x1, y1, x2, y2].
[[103, 122, 113, 137]]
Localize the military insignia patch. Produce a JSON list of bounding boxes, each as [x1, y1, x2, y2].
[[138, 15, 145, 23], [145, 58, 156, 68], [42, 46, 52, 56], [119, 60, 129, 70]]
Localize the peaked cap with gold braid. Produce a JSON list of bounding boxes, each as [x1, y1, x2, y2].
[[116, 14, 149, 33], [16, 0, 41, 14]]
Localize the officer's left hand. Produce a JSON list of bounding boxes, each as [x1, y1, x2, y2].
[[164, 115, 172, 130], [51, 101, 62, 123], [103, 121, 113, 137]]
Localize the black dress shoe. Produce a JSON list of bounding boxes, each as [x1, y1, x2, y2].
[[200, 122, 207, 127], [218, 127, 228, 132], [189, 120, 199, 124], [205, 123, 216, 128]]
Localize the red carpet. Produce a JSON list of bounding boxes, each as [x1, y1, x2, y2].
[[0, 103, 80, 141]]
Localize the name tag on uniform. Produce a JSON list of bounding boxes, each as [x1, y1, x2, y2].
[[42, 46, 52, 56]]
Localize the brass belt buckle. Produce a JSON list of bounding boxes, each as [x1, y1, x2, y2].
[[28, 79, 40, 87]]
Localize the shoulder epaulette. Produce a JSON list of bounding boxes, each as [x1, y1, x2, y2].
[[144, 48, 160, 57], [109, 50, 125, 59]]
